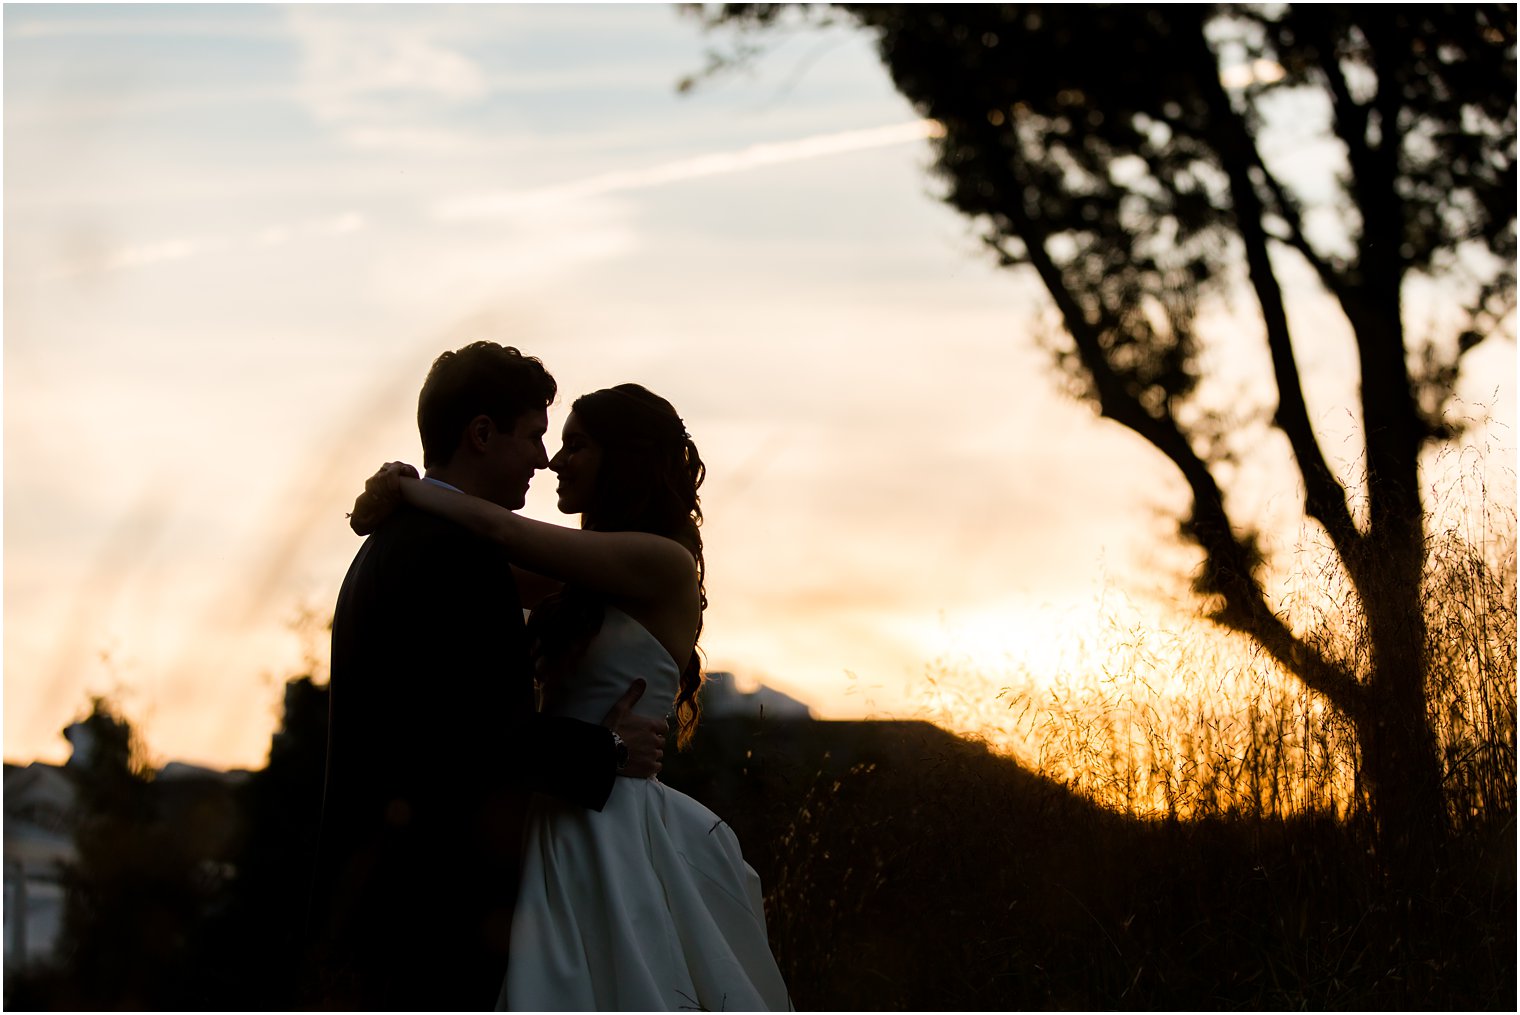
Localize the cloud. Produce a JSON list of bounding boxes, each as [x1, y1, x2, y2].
[[37, 235, 217, 281], [432, 120, 945, 221], [284, 7, 490, 125]]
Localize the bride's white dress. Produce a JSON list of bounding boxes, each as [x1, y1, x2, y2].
[[500, 607, 792, 1012]]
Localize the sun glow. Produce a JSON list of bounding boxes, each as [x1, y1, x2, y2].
[[907, 600, 1101, 694]]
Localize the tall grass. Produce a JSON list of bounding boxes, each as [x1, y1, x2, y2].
[[1420, 447, 1518, 835], [920, 607, 1366, 820], [919, 475, 1517, 830]]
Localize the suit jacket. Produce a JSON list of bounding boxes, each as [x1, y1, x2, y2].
[[309, 505, 616, 1009]]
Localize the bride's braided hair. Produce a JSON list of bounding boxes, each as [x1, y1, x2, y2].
[[528, 384, 707, 747]]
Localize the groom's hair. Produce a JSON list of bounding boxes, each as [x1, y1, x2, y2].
[[417, 342, 557, 468]]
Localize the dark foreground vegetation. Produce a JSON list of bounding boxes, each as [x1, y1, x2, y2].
[[7, 689, 1513, 1011]]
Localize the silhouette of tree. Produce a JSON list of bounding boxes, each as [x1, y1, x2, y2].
[[50, 699, 215, 1009], [185, 674, 330, 1008], [686, 4, 1516, 872]]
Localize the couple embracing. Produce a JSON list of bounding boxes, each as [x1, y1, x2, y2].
[[308, 342, 791, 1011]]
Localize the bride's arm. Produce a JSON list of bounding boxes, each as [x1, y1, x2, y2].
[[391, 470, 694, 603]]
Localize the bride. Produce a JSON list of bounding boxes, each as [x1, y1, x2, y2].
[[355, 383, 791, 1012]]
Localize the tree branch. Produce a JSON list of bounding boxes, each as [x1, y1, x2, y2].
[[981, 120, 1365, 720], [1185, 27, 1369, 577], [1035, 238, 1364, 718]]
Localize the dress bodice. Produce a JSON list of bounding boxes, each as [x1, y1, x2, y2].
[[538, 606, 682, 724], [510, 610, 792, 1012]]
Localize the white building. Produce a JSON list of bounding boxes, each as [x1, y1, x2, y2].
[[3, 762, 74, 970]]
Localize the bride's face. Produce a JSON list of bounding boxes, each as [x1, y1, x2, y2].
[[549, 411, 603, 516]]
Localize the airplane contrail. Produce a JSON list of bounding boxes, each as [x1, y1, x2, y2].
[[433, 119, 946, 221]]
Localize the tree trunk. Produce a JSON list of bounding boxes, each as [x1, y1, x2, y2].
[[1354, 547, 1447, 880]]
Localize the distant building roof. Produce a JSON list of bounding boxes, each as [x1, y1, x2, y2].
[[699, 671, 813, 720], [157, 761, 250, 785], [4, 764, 76, 860]]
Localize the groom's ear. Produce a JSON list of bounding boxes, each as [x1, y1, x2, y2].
[[465, 414, 495, 453]]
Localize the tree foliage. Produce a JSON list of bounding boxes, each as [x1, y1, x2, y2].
[[686, 3, 1516, 868], [48, 700, 216, 1008], [183, 675, 331, 1008]]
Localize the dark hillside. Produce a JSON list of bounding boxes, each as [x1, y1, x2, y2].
[[666, 717, 1516, 1010]]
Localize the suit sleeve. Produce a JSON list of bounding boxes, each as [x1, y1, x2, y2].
[[510, 713, 618, 811]]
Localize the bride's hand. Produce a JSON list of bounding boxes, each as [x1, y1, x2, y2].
[[348, 461, 419, 535]]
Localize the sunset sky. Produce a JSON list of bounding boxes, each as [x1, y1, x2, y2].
[[5, 4, 1514, 770]]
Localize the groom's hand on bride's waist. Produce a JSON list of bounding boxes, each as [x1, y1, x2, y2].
[[601, 679, 668, 779]]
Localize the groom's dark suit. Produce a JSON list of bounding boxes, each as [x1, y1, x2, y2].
[[310, 504, 616, 1010]]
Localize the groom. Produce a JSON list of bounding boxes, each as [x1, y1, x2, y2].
[[309, 341, 667, 1010]]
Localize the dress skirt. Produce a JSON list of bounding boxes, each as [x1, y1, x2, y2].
[[500, 776, 792, 1012]]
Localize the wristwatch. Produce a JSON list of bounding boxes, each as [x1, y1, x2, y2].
[[611, 730, 629, 771]]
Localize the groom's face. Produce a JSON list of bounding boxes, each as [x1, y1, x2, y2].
[[484, 407, 550, 509]]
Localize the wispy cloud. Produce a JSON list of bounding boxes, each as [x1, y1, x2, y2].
[[432, 120, 946, 221], [37, 213, 367, 280], [34, 236, 221, 281]]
